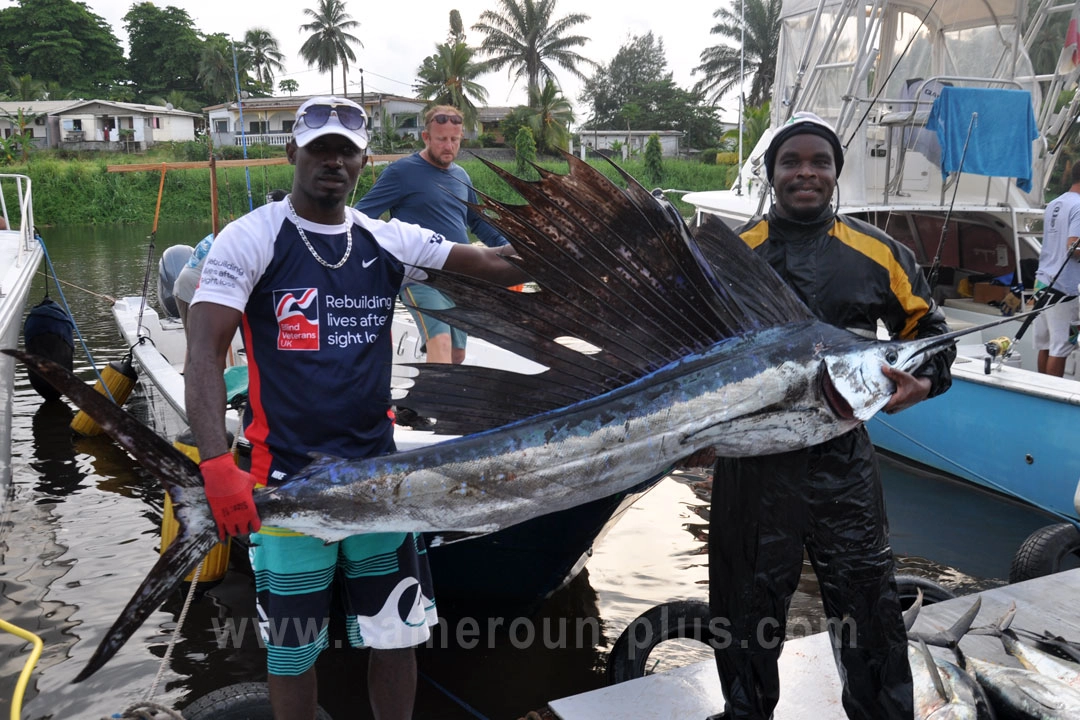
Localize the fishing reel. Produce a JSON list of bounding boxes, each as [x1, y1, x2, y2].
[[984, 336, 1012, 375]]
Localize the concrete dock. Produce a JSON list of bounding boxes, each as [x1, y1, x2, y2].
[[549, 569, 1080, 719]]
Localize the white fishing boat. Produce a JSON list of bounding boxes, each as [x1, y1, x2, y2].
[[0, 174, 41, 489], [110, 253, 663, 617], [684, 0, 1080, 522]]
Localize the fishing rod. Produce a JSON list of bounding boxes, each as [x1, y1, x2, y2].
[[925, 113, 977, 291]]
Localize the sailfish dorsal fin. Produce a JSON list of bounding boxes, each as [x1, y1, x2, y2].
[[395, 154, 814, 434]]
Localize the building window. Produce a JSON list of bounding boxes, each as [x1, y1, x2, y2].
[[250, 121, 268, 134], [282, 120, 294, 133], [214, 120, 228, 133]]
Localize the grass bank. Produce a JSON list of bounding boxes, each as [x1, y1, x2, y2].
[[5, 146, 737, 226]]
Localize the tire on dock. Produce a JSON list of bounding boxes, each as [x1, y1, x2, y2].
[[1010, 522, 1080, 583], [894, 574, 955, 609], [606, 600, 712, 684], [182, 682, 334, 719]]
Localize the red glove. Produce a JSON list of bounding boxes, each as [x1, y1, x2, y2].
[[200, 453, 261, 540]]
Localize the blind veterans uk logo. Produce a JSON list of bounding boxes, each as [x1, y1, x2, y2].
[[274, 288, 320, 351]]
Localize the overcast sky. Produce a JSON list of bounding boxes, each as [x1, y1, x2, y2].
[[58, 0, 730, 116]]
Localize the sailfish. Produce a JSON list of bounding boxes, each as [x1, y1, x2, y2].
[[6, 153, 1026, 681]]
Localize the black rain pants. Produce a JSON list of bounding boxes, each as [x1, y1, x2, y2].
[[708, 426, 912, 719]]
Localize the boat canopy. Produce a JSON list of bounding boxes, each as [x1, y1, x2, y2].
[[765, 0, 1080, 206], [776, 0, 1036, 128]]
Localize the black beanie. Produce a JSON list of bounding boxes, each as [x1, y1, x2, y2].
[[763, 112, 844, 183]]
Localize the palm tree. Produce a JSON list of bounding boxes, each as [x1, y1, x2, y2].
[[198, 36, 240, 103], [693, 0, 781, 106], [299, 0, 362, 96], [244, 28, 286, 94], [8, 74, 46, 102], [414, 42, 490, 131], [526, 78, 573, 152], [472, 0, 595, 102]]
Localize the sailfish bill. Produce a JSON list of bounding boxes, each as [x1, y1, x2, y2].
[[3, 153, 1046, 683]]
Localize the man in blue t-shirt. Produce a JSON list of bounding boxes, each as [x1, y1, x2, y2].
[[355, 104, 508, 365]]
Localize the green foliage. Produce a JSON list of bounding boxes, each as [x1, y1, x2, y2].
[[526, 78, 573, 153], [722, 101, 771, 157], [694, 0, 781, 106], [16, 148, 735, 225], [368, 110, 415, 154], [244, 28, 286, 94], [644, 134, 663, 186], [472, 0, 596, 100], [458, 156, 731, 217], [514, 126, 538, 178], [714, 151, 738, 165], [499, 107, 532, 149], [478, 132, 498, 147], [278, 78, 300, 96], [299, 0, 362, 96], [413, 41, 490, 131], [123, 3, 205, 101], [580, 31, 724, 149], [0, 0, 124, 96]]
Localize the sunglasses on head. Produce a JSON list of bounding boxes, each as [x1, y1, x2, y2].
[[431, 113, 463, 126], [300, 103, 367, 131]]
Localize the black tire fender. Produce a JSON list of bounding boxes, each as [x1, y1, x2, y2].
[[1010, 522, 1080, 583], [182, 682, 333, 720], [606, 600, 713, 685], [894, 574, 955, 608]]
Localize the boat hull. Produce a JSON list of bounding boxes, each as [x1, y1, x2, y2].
[[867, 358, 1080, 521], [0, 174, 41, 491]]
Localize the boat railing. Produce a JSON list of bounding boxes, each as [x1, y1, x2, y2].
[[0, 174, 35, 264], [867, 77, 1025, 205]]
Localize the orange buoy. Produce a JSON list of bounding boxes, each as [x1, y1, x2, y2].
[[70, 355, 138, 436]]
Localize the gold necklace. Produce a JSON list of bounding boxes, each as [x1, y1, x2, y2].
[[286, 196, 352, 270]]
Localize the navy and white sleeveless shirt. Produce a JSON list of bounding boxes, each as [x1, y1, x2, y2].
[[192, 201, 451, 485]]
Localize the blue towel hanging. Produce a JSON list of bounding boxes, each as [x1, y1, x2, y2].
[[925, 87, 1039, 192]]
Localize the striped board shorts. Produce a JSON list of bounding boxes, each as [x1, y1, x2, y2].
[[248, 528, 438, 676]]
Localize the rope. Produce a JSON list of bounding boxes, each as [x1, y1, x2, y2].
[[35, 271, 116, 303], [36, 236, 114, 400], [101, 701, 184, 720], [143, 560, 203, 703], [419, 671, 491, 719]]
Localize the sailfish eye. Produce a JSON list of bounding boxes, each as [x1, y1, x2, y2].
[[884, 348, 899, 365]]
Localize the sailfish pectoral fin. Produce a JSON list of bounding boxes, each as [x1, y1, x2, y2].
[[73, 525, 218, 682]]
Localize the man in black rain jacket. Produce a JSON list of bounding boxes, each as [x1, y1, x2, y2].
[[709, 112, 954, 720]]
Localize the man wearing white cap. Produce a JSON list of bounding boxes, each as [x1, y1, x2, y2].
[[184, 96, 525, 720]]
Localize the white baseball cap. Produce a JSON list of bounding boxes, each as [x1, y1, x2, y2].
[[292, 96, 369, 150]]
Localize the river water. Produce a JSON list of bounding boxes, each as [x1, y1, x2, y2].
[[0, 224, 1064, 720]]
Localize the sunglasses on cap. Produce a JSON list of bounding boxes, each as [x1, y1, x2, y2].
[[431, 113, 463, 125], [300, 103, 367, 130]]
